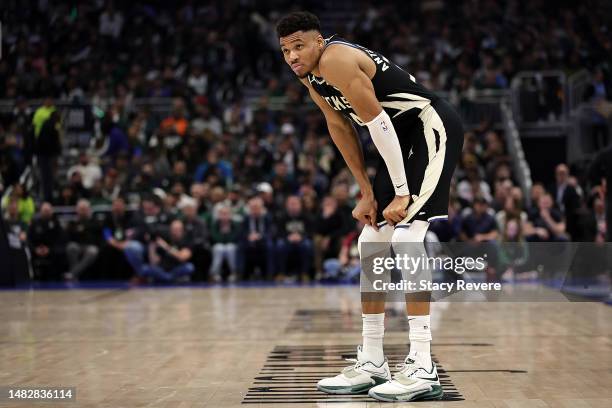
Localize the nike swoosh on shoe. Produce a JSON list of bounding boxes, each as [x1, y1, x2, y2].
[[363, 369, 389, 378], [418, 374, 439, 382]]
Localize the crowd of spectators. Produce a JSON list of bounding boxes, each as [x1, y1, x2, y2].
[[1, 1, 611, 284], [1, 0, 610, 100]]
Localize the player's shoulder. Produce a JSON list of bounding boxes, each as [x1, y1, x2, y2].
[[319, 43, 359, 77], [320, 42, 355, 65]]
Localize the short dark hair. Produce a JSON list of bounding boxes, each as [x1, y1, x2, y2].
[[276, 11, 320, 38]]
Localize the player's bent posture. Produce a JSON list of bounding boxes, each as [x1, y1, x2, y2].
[[277, 12, 463, 402]]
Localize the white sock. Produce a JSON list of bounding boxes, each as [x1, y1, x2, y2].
[[408, 315, 432, 367], [361, 313, 385, 365]]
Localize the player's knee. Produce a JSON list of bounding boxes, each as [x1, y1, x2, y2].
[[391, 226, 421, 246], [391, 223, 429, 258], [358, 224, 393, 258]]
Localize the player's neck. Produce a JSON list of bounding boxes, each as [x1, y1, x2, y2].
[[310, 64, 322, 77]]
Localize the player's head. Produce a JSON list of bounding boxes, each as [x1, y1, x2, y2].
[[276, 11, 324, 78]]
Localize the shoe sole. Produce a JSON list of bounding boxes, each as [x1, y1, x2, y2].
[[317, 383, 374, 394], [317, 376, 389, 395], [368, 384, 444, 402]]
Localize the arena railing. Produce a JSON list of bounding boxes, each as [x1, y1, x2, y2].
[[501, 101, 533, 207], [568, 69, 592, 113]]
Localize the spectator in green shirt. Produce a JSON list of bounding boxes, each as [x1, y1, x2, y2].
[[1, 183, 35, 224]]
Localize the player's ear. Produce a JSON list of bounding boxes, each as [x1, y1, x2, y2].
[[316, 34, 324, 48]]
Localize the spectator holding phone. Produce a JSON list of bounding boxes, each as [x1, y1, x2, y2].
[[137, 219, 195, 283]]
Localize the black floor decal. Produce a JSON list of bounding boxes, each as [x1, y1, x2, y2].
[[243, 344, 465, 404]]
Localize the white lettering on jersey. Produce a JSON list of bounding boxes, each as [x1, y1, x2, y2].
[[340, 96, 352, 108], [324, 96, 347, 111], [363, 48, 390, 72], [323, 96, 353, 111], [322, 94, 365, 125]]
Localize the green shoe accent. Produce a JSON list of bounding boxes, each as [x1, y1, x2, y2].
[[417, 385, 444, 400], [372, 375, 389, 385], [369, 385, 442, 402], [317, 381, 377, 395]]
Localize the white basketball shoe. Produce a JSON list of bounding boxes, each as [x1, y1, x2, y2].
[[316, 346, 391, 394], [368, 355, 443, 402]]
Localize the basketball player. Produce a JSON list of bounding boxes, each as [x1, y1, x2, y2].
[[276, 12, 463, 402]]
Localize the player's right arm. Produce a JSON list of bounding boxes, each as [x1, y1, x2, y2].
[[300, 78, 378, 229]]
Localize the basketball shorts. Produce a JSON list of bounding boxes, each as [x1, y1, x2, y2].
[[373, 99, 464, 225]]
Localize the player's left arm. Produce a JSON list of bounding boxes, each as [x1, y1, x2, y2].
[[319, 47, 410, 225]]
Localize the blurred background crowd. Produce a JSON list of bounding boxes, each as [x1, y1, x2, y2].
[[1, 0, 611, 285]]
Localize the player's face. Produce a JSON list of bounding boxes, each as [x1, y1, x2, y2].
[[279, 30, 323, 78]]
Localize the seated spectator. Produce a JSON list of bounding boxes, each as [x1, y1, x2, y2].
[[180, 198, 210, 280], [491, 178, 513, 212], [200, 185, 228, 226], [1, 183, 35, 224], [498, 216, 531, 281], [593, 195, 607, 242], [65, 199, 102, 281], [527, 192, 568, 241], [313, 196, 344, 277], [495, 195, 529, 237], [490, 161, 513, 187], [194, 147, 233, 186], [227, 185, 246, 222], [101, 168, 122, 201], [457, 168, 492, 205], [67, 153, 102, 190], [276, 195, 314, 282], [459, 197, 500, 280], [269, 161, 298, 197], [56, 185, 78, 206], [240, 196, 275, 280], [161, 160, 192, 191], [67, 171, 89, 200], [331, 183, 355, 235], [135, 194, 173, 239], [527, 183, 546, 217], [160, 99, 189, 139], [191, 104, 222, 136], [255, 182, 279, 219], [551, 164, 580, 238], [131, 162, 160, 195], [459, 197, 499, 243], [187, 63, 209, 97], [322, 221, 363, 282], [3, 198, 28, 248], [100, 197, 137, 280], [209, 205, 240, 283], [138, 220, 195, 283], [29, 202, 66, 280], [429, 198, 463, 242], [181, 199, 208, 247], [89, 180, 112, 206], [122, 195, 172, 277]]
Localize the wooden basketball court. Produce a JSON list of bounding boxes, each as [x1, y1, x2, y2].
[[1, 284, 610, 407]]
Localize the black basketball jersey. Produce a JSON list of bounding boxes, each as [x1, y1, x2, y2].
[[307, 35, 440, 130]]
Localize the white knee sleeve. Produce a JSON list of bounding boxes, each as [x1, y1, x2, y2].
[[358, 224, 394, 258], [391, 221, 432, 293], [391, 220, 429, 245], [359, 224, 394, 293]]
